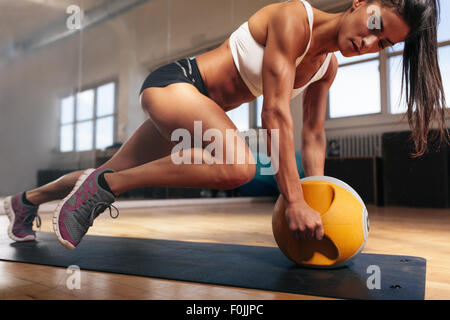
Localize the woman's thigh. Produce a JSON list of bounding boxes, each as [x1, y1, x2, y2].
[[98, 118, 176, 172], [100, 82, 255, 173], [140, 83, 255, 165]]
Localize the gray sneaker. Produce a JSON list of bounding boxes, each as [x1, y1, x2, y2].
[[4, 192, 41, 242], [53, 168, 118, 250]]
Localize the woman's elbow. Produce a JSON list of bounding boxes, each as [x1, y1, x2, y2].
[[302, 126, 326, 142], [261, 108, 293, 130]]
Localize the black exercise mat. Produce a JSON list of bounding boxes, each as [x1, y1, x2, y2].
[[0, 232, 426, 300]]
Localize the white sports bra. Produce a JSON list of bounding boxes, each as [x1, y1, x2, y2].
[[229, 0, 332, 99]]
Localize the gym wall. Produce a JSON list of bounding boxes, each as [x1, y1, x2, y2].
[[0, 0, 279, 195]]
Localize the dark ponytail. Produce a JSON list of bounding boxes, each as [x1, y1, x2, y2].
[[373, 0, 449, 157]]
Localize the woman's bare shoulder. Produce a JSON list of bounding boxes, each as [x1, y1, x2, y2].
[[247, 1, 310, 48]]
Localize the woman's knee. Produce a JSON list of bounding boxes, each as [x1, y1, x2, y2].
[[219, 162, 257, 189]]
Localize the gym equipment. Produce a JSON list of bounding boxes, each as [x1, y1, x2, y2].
[[272, 176, 369, 268], [324, 156, 383, 206], [237, 152, 305, 197], [382, 130, 450, 208]]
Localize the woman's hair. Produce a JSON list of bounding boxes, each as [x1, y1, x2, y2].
[[369, 0, 449, 157]]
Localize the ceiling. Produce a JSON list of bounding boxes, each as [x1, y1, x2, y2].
[[0, 0, 109, 46], [0, 0, 353, 45], [0, 0, 352, 63]]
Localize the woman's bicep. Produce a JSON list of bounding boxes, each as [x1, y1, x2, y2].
[[262, 49, 296, 109], [262, 8, 308, 110]]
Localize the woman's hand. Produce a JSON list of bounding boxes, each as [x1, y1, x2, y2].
[[284, 200, 324, 241]]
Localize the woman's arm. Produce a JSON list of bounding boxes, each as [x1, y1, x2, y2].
[[301, 54, 338, 176], [261, 4, 309, 204], [261, 5, 324, 241]]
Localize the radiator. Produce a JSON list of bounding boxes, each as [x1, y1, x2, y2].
[[327, 133, 383, 158]]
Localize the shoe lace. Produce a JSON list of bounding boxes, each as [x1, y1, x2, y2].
[[89, 202, 119, 227], [23, 213, 41, 228]]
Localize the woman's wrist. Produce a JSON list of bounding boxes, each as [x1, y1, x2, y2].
[[282, 185, 307, 206], [284, 197, 309, 208]]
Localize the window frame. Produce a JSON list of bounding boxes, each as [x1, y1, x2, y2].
[[325, 40, 450, 131], [327, 54, 383, 120], [387, 40, 450, 112], [58, 78, 119, 154]]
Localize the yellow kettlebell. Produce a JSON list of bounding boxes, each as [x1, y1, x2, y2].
[[272, 176, 369, 268]]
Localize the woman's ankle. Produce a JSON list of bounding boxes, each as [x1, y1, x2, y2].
[[24, 191, 40, 206], [103, 173, 119, 197]]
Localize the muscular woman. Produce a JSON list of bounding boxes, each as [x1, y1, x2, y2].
[[4, 0, 447, 249]]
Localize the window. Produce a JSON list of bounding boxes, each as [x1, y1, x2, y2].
[[390, 0, 450, 114], [256, 96, 263, 128], [388, 42, 404, 54], [388, 54, 406, 114], [388, 0, 450, 114], [60, 96, 75, 152], [440, 45, 450, 105], [329, 56, 381, 118], [59, 82, 116, 152], [438, 0, 450, 43], [227, 102, 250, 132], [335, 50, 378, 65], [390, 45, 450, 114]]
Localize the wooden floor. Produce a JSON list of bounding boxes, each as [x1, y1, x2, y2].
[[0, 200, 449, 300]]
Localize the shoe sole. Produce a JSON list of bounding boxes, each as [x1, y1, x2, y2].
[[4, 196, 36, 242], [52, 168, 96, 250]]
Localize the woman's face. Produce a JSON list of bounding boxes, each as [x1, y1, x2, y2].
[[338, 0, 411, 57]]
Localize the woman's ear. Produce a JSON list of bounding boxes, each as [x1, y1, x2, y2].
[[351, 0, 368, 12]]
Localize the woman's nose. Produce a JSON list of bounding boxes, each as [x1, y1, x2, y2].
[[361, 34, 379, 53]]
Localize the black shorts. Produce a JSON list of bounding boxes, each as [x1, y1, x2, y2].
[[139, 58, 209, 97]]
